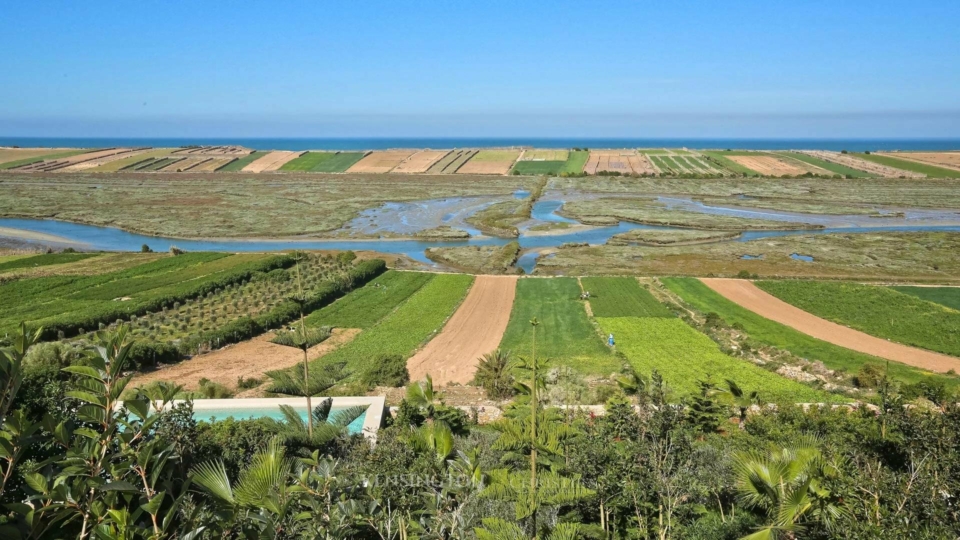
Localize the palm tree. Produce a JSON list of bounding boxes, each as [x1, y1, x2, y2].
[[270, 399, 367, 450], [473, 349, 515, 399], [406, 374, 442, 424], [717, 379, 761, 430], [733, 435, 847, 539]]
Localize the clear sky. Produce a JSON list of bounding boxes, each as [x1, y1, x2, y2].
[[2, 0, 958, 138]]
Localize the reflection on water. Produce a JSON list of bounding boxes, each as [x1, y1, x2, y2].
[[790, 253, 815, 262], [740, 254, 764, 260]]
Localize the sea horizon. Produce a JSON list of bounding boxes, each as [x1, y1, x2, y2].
[[1, 136, 958, 152]]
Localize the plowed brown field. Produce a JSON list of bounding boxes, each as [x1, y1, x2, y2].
[[392, 150, 450, 173], [700, 278, 960, 373], [347, 150, 417, 173], [584, 150, 653, 175], [728, 155, 818, 176], [242, 151, 303, 172], [407, 275, 518, 385], [130, 328, 360, 392], [880, 152, 960, 172]]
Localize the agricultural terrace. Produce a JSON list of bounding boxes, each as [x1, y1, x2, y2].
[[498, 278, 617, 374], [596, 316, 832, 402], [878, 151, 960, 172], [778, 152, 876, 178], [511, 150, 589, 175], [700, 151, 760, 175], [0, 148, 83, 169], [391, 150, 450, 173], [859, 152, 960, 178], [0, 252, 168, 281], [241, 151, 303, 172], [584, 150, 655, 175], [725, 154, 829, 177], [0, 252, 98, 273], [309, 152, 366, 172], [457, 149, 521, 175], [278, 151, 337, 171], [579, 277, 674, 317], [305, 270, 434, 328], [891, 286, 960, 311], [428, 149, 477, 173], [663, 278, 960, 392], [0, 252, 287, 340], [756, 281, 960, 358], [347, 150, 416, 173], [216, 151, 269, 171], [284, 273, 473, 385], [641, 151, 730, 176]]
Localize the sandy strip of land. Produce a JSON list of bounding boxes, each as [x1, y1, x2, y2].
[[407, 275, 518, 385], [700, 278, 960, 373], [0, 226, 90, 247], [391, 150, 450, 173], [879, 152, 960, 172], [242, 151, 303, 172], [130, 328, 360, 391]]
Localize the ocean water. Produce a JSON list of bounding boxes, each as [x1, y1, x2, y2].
[[1, 137, 958, 152]]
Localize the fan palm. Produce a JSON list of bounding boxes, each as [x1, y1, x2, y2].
[[473, 349, 515, 399], [716, 379, 761, 430], [406, 374, 443, 423]]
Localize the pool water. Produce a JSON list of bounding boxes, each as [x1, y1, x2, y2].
[[193, 405, 366, 434]]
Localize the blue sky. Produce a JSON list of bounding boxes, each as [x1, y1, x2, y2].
[[1, 0, 958, 138]]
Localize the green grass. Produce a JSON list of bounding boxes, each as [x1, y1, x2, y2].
[[279, 152, 336, 171], [0, 253, 99, 273], [311, 274, 473, 372], [216, 151, 269, 171], [891, 286, 960, 311], [560, 150, 589, 174], [757, 280, 960, 358], [701, 152, 760, 175], [310, 152, 366, 173], [512, 161, 567, 175], [499, 278, 616, 374], [0, 150, 89, 170], [597, 316, 832, 402], [855, 153, 960, 178], [305, 271, 435, 328], [470, 150, 521, 162], [580, 277, 674, 318], [778, 152, 876, 178], [662, 278, 958, 390]]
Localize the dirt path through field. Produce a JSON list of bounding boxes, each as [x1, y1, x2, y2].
[[407, 275, 518, 385], [701, 278, 960, 373], [130, 328, 360, 391]]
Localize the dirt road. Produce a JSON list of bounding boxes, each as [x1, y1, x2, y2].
[[407, 275, 518, 385], [701, 278, 960, 373], [130, 328, 359, 391]]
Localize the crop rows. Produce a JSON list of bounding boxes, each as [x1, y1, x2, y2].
[[580, 277, 674, 317], [306, 273, 473, 374], [891, 286, 960, 311], [0, 252, 98, 273], [757, 280, 960, 358], [597, 316, 831, 402], [305, 270, 435, 329]]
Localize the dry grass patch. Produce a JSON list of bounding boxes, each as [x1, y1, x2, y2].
[[880, 152, 960, 172], [520, 149, 569, 161], [347, 150, 418, 173], [728, 155, 825, 176], [391, 150, 450, 173], [457, 149, 521, 175], [242, 151, 304, 172]]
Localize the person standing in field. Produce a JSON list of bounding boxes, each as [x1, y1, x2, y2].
[[608, 333, 615, 347]]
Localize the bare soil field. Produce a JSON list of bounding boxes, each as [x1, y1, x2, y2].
[[130, 328, 360, 392], [728, 155, 822, 176], [15, 148, 139, 173], [584, 150, 655, 175], [429, 150, 477, 173], [520, 149, 569, 161], [391, 150, 450, 173], [456, 149, 521, 175], [797, 151, 924, 178], [880, 152, 960, 172], [0, 148, 76, 166], [347, 150, 418, 173], [700, 278, 960, 373], [60, 149, 153, 172], [407, 275, 518, 385], [160, 157, 209, 172], [242, 151, 304, 172]]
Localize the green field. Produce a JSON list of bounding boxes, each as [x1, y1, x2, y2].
[[580, 277, 674, 318], [279, 151, 336, 171], [309, 273, 473, 373], [499, 278, 615, 373], [216, 151, 269, 172], [560, 150, 589, 173], [891, 286, 960, 311], [778, 152, 876, 178], [0, 252, 98, 273], [0, 149, 89, 170], [511, 161, 567, 175], [757, 281, 960, 358], [0, 253, 285, 338], [596, 316, 831, 402], [305, 270, 434, 328], [663, 278, 958, 390], [855, 153, 960, 178], [309, 152, 366, 172], [470, 150, 521, 162], [700, 151, 758, 175]]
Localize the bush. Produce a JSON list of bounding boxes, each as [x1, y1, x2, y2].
[[141, 244, 152, 253], [336, 251, 357, 264], [128, 341, 181, 369], [237, 376, 262, 390], [360, 354, 409, 388]]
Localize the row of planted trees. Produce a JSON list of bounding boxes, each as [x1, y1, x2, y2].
[[2, 316, 960, 539]]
